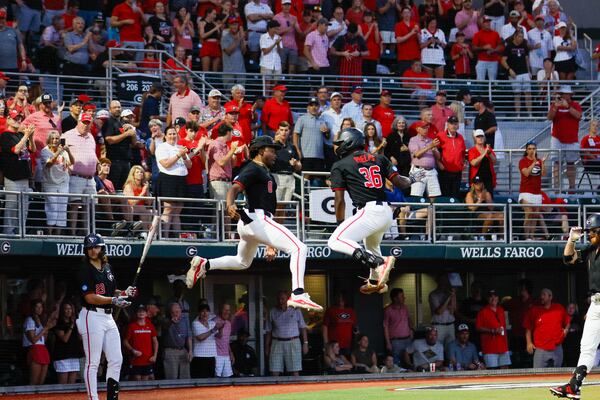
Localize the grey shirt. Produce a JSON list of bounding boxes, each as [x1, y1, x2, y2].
[[429, 289, 456, 324], [265, 306, 307, 338], [294, 113, 326, 159], [221, 30, 246, 74], [408, 338, 444, 367], [0, 27, 21, 70], [63, 31, 90, 65], [163, 318, 191, 349]]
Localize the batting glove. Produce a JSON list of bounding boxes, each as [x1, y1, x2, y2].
[[592, 293, 600, 305], [409, 169, 426, 184], [124, 286, 138, 298], [112, 297, 132, 308], [568, 227, 582, 243]]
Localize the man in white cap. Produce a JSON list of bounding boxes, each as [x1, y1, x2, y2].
[[500, 10, 527, 41], [547, 85, 581, 191], [200, 89, 225, 132]]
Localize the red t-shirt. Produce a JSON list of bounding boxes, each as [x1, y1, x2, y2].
[[178, 136, 205, 185], [541, 191, 567, 213], [476, 305, 508, 354], [323, 306, 357, 350], [164, 58, 188, 72], [223, 100, 254, 145], [63, 13, 76, 30], [467, 146, 497, 188], [519, 157, 542, 195], [261, 98, 293, 132], [580, 134, 600, 161], [451, 43, 471, 76], [402, 69, 433, 89], [44, 0, 65, 10], [360, 22, 381, 61], [112, 2, 144, 42], [436, 132, 466, 173], [523, 303, 570, 351], [139, 57, 160, 71], [363, 0, 376, 11], [345, 8, 364, 25], [141, 0, 161, 13], [472, 29, 502, 62], [126, 319, 157, 366], [519, 13, 534, 31], [394, 21, 420, 61], [372, 104, 395, 138], [550, 101, 582, 144], [408, 121, 438, 139]]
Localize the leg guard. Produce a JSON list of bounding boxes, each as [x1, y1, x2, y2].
[[107, 378, 120, 400], [352, 248, 384, 269], [569, 365, 587, 389]]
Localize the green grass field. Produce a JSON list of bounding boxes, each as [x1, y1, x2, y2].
[[246, 380, 600, 400]]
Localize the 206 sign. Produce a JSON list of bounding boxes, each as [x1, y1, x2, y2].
[[117, 73, 160, 104]]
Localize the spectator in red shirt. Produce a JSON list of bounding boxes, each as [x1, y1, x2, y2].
[[372, 89, 395, 138], [402, 60, 436, 108], [467, 129, 496, 194], [547, 85, 582, 191], [124, 304, 159, 381], [472, 16, 502, 80], [394, 7, 420, 76], [476, 290, 511, 369], [436, 116, 465, 198], [580, 119, 600, 177], [524, 288, 570, 368], [408, 107, 437, 139], [322, 292, 357, 356], [62, 1, 79, 31], [225, 84, 255, 145], [358, 11, 381, 76], [111, 0, 147, 61], [261, 85, 293, 137], [430, 90, 455, 133], [451, 31, 473, 78], [518, 141, 548, 240]]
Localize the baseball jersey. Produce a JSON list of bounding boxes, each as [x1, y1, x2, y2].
[[330, 150, 399, 208], [233, 161, 278, 215], [78, 261, 118, 311], [569, 244, 600, 292]]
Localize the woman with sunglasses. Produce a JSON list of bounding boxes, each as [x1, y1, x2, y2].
[[518, 141, 547, 240]]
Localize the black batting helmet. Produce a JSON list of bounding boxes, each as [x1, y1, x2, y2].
[[334, 127, 364, 158], [83, 233, 105, 249], [250, 136, 282, 151], [585, 214, 600, 231]]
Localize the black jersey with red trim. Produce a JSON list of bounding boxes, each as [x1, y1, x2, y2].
[[330, 150, 399, 208], [233, 161, 278, 215], [78, 261, 118, 310]]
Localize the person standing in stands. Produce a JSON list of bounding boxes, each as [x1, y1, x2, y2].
[[111, 0, 146, 60], [102, 100, 137, 190], [436, 116, 465, 198], [384, 288, 414, 365], [261, 84, 293, 137], [323, 292, 357, 357]]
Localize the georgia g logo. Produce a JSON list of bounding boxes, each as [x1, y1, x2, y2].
[[107, 271, 114, 281]]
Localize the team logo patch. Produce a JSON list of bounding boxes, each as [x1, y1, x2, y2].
[[267, 180, 273, 193], [107, 271, 114, 281], [339, 312, 351, 320], [95, 283, 106, 295]]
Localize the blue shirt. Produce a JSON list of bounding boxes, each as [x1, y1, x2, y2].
[[446, 339, 479, 366], [385, 186, 406, 203], [140, 96, 160, 138]]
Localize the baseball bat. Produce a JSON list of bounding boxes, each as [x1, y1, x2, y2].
[[131, 214, 161, 288]]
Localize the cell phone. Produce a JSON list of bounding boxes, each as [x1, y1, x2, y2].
[[60, 138, 66, 146]]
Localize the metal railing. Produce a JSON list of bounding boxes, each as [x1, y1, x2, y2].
[[433, 203, 506, 243], [0, 191, 22, 237], [221, 201, 301, 242], [583, 33, 595, 80], [509, 203, 581, 242]]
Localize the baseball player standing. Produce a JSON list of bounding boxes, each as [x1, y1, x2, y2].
[[327, 127, 419, 294], [76, 233, 136, 400], [186, 136, 323, 312], [550, 214, 600, 399]]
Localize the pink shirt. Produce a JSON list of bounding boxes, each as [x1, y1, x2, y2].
[[409, 135, 437, 169], [23, 110, 61, 157], [62, 128, 98, 177], [274, 13, 298, 50], [455, 10, 479, 40], [168, 88, 203, 123], [214, 317, 232, 357], [305, 30, 330, 67], [383, 304, 412, 339], [207, 138, 232, 181], [431, 104, 455, 133]]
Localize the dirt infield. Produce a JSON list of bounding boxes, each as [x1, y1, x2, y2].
[[2, 374, 578, 400]]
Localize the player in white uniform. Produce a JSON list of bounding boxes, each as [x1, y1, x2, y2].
[[185, 135, 323, 312], [77, 233, 136, 400], [327, 128, 420, 294]]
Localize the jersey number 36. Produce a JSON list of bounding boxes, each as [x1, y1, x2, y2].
[[359, 165, 383, 189]]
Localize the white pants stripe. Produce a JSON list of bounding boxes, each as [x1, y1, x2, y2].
[[578, 300, 600, 371], [328, 202, 393, 258], [210, 210, 307, 290], [76, 309, 123, 400]]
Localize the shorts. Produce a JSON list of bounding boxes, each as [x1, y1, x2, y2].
[[554, 57, 577, 74], [510, 73, 531, 92], [248, 31, 264, 52], [260, 67, 282, 81], [422, 63, 443, 70], [129, 364, 154, 376], [269, 338, 302, 373], [157, 173, 187, 198], [209, 180, 231, 201], [550, 136, 579, 163], [29, 344, 50, 365], [483, 351, 511, 368], [518, 192, 542, 205], [54, 358, 80, 373], [279, 47, 299, 67], [200, 40, 222, 58], [68, 176, 97, 202], [274, 173, 296, 202], [380, 31, 396, 44], [410, 166, 441, 197], [215, 355, 233, 377]]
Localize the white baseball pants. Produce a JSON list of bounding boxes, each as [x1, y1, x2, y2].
[[210, 209, 307, 290], [76, 308, 123, 400], [578, 300, 600, 371], [328, 201, 393, 258]]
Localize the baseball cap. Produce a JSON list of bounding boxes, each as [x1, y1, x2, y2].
[[414, 121, 428, 130], [83, 103, 97, 111], [436, 90, 447, 97], [558, 85, 573, 94], [227, 16, 241, 25], [0, 9, 7, 19], [174, 117, 186, 126], [307, 97, 319, 105], [381, 89, 392, 97], [282, 0, 292, 4], [120, 109, 134, 118], [190, 105, 201, 113], [94, 12, 105, 22], [473, 129, 485, 137], [8, 109, 22, 120], [472, 96, 484, 105], [96, 109, 110, 119], [0, 72, 10, 81], [457, 323, 469, 332], [351, 85, 363, 94], [273, 84, 288, 92], [556, 21, 567, 30], [456, 31, 466, 37], [535, 14, 545, 21], [225, 104, 240, 114], [447, 115, 459, 124], [424, 325, 438, 332], [80, 113, 93, 123], [509, 10, 520, 17], [208, 89, 222, 97], [472, 175, 482, 183], [41, 93, 53, 103], [136, 304, 147, 311], [70, 98, 83, 106], [488, 289, 498, 296], [330, 91, 342, 100], [483, 16, 492, 22]]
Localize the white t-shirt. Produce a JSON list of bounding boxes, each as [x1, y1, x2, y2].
[[155, 141, 188, 176], [536, 69, 559, 81], [327, 19, 347, 48], [500, 23, 527, 41], [23, 316, 45, 347], [40, 146, 70, 185], [420, 29, 446, 66], [527, 28, 554, 70], [553, 36, 573, 62], [259, 33, 282, 70], [244, 2, 273, 32], [192, 318, 217, 357]]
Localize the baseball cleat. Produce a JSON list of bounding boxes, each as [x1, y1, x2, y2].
[[186, 256, 207, 289], [549, 384, 580, 399], [111, 220, 127, 237], [359, 281, 388, 295], [375, 256, 395, 289], [287, 293, 323, 312]]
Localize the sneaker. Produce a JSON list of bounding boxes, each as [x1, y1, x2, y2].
[[186, 256, 207, 289], [374, 256, 395, 289], [549, 384, 580, 399], [130, 220, 144, 232], [287, 293, 323, 312], [111, 220, 127, 237]]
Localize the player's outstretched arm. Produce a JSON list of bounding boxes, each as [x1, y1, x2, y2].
[[391, 174, 413, 190], [563, 227, 581, 264]]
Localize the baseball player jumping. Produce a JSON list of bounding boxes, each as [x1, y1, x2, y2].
[[76, 233, 137, 400], [186, 136, 323, 312], [327, 127, 420, 294], [550, 214, 600, 399]]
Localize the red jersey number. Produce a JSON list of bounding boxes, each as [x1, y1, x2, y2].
[[358, 165, 383, 188]]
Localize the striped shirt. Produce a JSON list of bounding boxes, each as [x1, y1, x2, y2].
[[168, 88, 203, 123], [192, 319, 217, 357], [305, 30, 330, 67], [265, 306, 307, 338]]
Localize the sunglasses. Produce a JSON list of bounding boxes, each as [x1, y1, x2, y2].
[[49, 119, 57, 128]]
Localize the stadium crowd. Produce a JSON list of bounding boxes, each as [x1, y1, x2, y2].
[[12, 274, 584, 384]]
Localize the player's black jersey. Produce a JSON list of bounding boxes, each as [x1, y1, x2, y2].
[[78, 261, 118, 310], [233, 161, 278, 215], [330, 150, 399, 208], [570, 244, 600, 293]]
